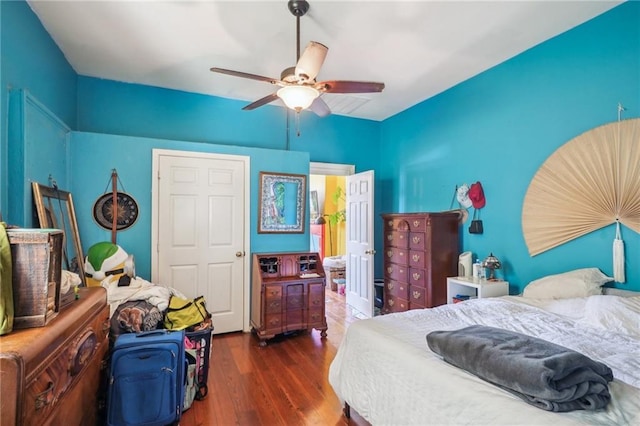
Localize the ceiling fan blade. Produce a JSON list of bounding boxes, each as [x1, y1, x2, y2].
[[295, 41, 328, 82], [242, 92, 280, 110], [210, 67, 280, 85], [309, 97, 331, 117], [316, 80, 385, 94]]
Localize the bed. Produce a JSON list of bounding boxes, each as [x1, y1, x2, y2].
[[328, 279, 640, 425]]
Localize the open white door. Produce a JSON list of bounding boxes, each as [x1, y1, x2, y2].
[[345, 170, 375, 318]]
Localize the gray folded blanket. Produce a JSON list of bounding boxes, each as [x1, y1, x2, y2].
[[427, 325, 613, 412]]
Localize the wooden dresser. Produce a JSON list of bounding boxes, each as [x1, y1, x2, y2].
[[381, 212, 460, 313], [251, 252, 327, 346], [0, 287, 109, 426]]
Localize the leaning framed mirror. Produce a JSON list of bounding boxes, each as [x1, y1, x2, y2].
[[32, 182, 86, 288]]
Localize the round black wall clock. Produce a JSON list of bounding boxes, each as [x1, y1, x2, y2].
[[93, 192, 139, 231]]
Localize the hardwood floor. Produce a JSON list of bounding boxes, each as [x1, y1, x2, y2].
[[180, 289, 370, 426]]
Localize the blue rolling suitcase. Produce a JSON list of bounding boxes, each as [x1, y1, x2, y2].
[[107, 329, 186, 426]]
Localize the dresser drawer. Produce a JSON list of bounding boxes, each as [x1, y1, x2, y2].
[[264, 285, 283, 301], [408, 285, 427, 307], [385, 247, 408, 266], [406, 217, 428, 232], [264, 313, 282, 332], [409, 232, 426, 250], [307, 284, 324, 310], [384, 218, 410, 232], [307, 308, 324, 326], [385, 263, 407, 283], [285, 284, 304, 309], [409, 268, 428, 287], [264, 285, 283, 314], [384, 294, 408, 313], [409, 250, 429, 269], [385, 279, 408, 300], [385, 231, 409, 248], [285, 310, 304, 331]]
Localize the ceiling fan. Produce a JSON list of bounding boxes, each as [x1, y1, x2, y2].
[[210, 0, 385, 117]]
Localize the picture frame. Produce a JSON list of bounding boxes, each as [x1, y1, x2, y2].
[[309, 190, 319, 222], [31, 182, 86, 286], [258, 172, 306, 233]]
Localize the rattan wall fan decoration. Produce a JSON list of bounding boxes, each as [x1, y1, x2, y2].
[[522, 116, 640, 258]]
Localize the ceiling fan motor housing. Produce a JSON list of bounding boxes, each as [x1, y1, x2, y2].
[[288, 0, 310, 17]]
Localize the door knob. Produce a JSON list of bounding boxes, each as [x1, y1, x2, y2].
[[365, 249, 376, 255], [236, 251, 244, 257]]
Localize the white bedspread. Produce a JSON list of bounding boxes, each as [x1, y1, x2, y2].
[[328, 295, 640, 425]]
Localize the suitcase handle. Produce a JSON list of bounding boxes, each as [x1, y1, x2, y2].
[[134, 330, 172, 338]]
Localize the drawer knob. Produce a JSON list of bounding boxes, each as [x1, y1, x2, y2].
[[413, 272, 421, 280], [413, 291, 421, 299], [413, 220, 420, 227], [412, 236, 421, 244], [412, 254, 420, 262], [387, 282, 394, 290]]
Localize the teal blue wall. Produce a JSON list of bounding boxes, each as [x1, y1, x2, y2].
[[71, 80, 380, 280], [380, 1, 640, 292], [70, 132, 313, 280], [7, 90, 70, 226], [76, 76, 381, 168], [1, 0, 76, 220], [2, 0, 638, 293]]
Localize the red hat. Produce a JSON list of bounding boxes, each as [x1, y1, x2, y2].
[[468, 181, 486, 209]]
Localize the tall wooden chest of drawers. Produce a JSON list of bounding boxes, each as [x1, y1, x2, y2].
[[251, 252, 327, 346], [381, 212, 460, 313], [0, 287, 109, 426]]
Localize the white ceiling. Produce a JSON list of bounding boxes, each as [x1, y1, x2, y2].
[[27, 0, 622, 121]]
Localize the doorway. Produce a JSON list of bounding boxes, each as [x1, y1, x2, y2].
[[309, 163, 354, 307], [309, 162, 354, 256], [151, 149, 251, 334]]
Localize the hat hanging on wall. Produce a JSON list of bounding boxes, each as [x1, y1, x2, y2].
[[468, 181, 486, 209], [468, 181, 486, 234], [456, 184, 473, 209]]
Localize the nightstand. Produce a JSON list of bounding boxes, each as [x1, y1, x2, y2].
[[447, 276, 509, 304]]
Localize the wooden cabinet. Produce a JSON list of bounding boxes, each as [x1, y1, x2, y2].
[[381, 212, 460, 313], [251, 252, 327, 346], [0, 287, 109, 426]]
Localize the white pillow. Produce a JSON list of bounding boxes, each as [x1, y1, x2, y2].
[[522, 268, 613, 299]]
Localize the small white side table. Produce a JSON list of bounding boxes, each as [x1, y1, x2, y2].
[[447, 276, 509, 304]]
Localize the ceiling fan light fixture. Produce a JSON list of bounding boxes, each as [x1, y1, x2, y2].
[[277, 85, 319, 112]]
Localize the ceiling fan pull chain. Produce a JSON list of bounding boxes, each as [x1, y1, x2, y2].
[[296, 112, 301, 137]]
